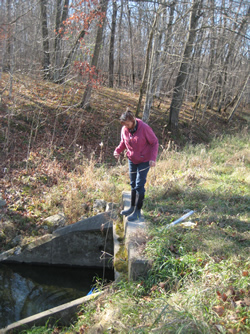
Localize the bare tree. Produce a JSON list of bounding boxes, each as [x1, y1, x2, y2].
[[40, 0, 51, 80], [228, 72, 250, 122], [126, 1, 135, 90], [168, 0, 203, 132], [142, 3, 165, 123], [80, 0, 109, 109], [155, 1, 176, 99], [109, 0, 118, 88], [53, 0, 69, 82], [117, 0, 124, 87], [0, 0, 249, 143], [216, 5, 250, 113], [136, 7, 158, 116]]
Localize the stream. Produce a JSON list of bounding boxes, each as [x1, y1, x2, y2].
[[0, 263, 113, 328]]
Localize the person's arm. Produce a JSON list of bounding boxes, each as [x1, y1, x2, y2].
[[114, 128, 126, 159], [145, 126, 159, 164]]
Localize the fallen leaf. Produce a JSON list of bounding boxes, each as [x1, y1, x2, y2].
[[240, 316, 247, 323], [79, 324, 88, 334], [159, 282, 166, 289], [230, 299, 237, 309], [235, 300, 245, 307], [143, 296, 152, 302], [213, 305, 225, 316], [226, 286, 236, 297], [243, 297, 250, 306], [169, 245, 177, 253], [216, 291, 227, 301], [136, 281, 144, 289], [217, 291, 222, 298], [242, 270, 249, 277], [214, 324, 225, 332], [227, 329, 237, 334], [221, 293, 227, 302], [228, 314, 238, 322]]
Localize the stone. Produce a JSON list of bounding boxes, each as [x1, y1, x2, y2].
[[0, 200, 6, 208], [81, 203, 90, 212], [93, 199, 106, 213], [0, 221, 15, 237], [14, 246, 22, 255], [0, 231, 6, 243], [105, 202, 119, 211], [11, 235, 23, 247], [44, 213, 66, 228]]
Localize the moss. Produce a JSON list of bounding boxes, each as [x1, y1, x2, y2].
[[114, 259, 128, 274], [115, 217, 125, 241], [114, 244, 128, 274]]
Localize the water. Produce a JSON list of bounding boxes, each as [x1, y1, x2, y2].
[[0, 263, 114, 328]]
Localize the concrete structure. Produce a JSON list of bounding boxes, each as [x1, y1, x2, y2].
[[0, 293, 103, 334], [122, 192, 150, 280], [0, 212, 115, 268], [0, 193, 149, 333]]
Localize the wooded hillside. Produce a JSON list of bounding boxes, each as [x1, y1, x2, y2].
[[0, 4, 249, 331], [1, 1, 249, 124], [1, 1, 249, 172]]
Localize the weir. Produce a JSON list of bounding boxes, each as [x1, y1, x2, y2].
[[0, 192, 149, 333]]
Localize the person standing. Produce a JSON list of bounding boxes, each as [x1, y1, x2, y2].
[[114, 109, 158, 222]]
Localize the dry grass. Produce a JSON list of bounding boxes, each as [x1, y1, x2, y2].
[[0, 73, 249, 333]]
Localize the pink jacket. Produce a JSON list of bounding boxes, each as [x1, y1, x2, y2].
[[114, 119, 158, 164]]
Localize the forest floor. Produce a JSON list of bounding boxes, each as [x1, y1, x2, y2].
[[0, 72, 248, 173], [0, 72, 249, 253], [0, 73, 249, 333]]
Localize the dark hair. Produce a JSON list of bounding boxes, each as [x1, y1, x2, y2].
[[120, 108, 135, 122]]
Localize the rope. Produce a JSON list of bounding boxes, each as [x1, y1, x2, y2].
[[102, 213, 113, 281], [130, 166, 151, 174]]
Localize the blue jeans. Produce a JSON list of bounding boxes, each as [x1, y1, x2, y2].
[[128, 160, 150, 196]]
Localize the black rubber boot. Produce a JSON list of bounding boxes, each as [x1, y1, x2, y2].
[[127, 208, 141, 221], [127, 193, 144, 222], [120, 190, 136, 216]]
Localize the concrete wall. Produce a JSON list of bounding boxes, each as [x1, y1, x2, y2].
[[0, 293, 103, 334], [0, 194, 151, 333], [0, 212, 115, 268]]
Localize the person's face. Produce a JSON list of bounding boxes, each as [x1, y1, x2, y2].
[[121, 120, 134, 130]]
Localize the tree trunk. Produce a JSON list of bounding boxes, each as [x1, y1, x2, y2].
[[228, 72, 249, 122], [40, 0, 50, 80], [135, 10, 158, 117], [216, 5, 250, 112], [108, 0, 117, 88], [54, 0, 69, 82], [80, 0, 109, 109], [57, 28, 86, 84], [142, 4, 164, 123], [127, 2, 135, 90], [117, 0, 124, 87], [168, 0, 203, 132], [3, 0, 12, 72], [155, 0, 176, 98]]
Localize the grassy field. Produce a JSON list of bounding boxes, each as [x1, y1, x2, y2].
[[0, 74, 249, 333], [12, 131, 249, 334]]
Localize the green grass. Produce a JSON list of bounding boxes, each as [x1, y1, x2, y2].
[[5, 130, 250, 333]]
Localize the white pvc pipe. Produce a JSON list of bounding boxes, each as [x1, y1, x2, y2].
[[165, 210, 195, 229]]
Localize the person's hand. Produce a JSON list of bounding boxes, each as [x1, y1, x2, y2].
[[149, 160, 156, 167], [114, 152, 120, 159]]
